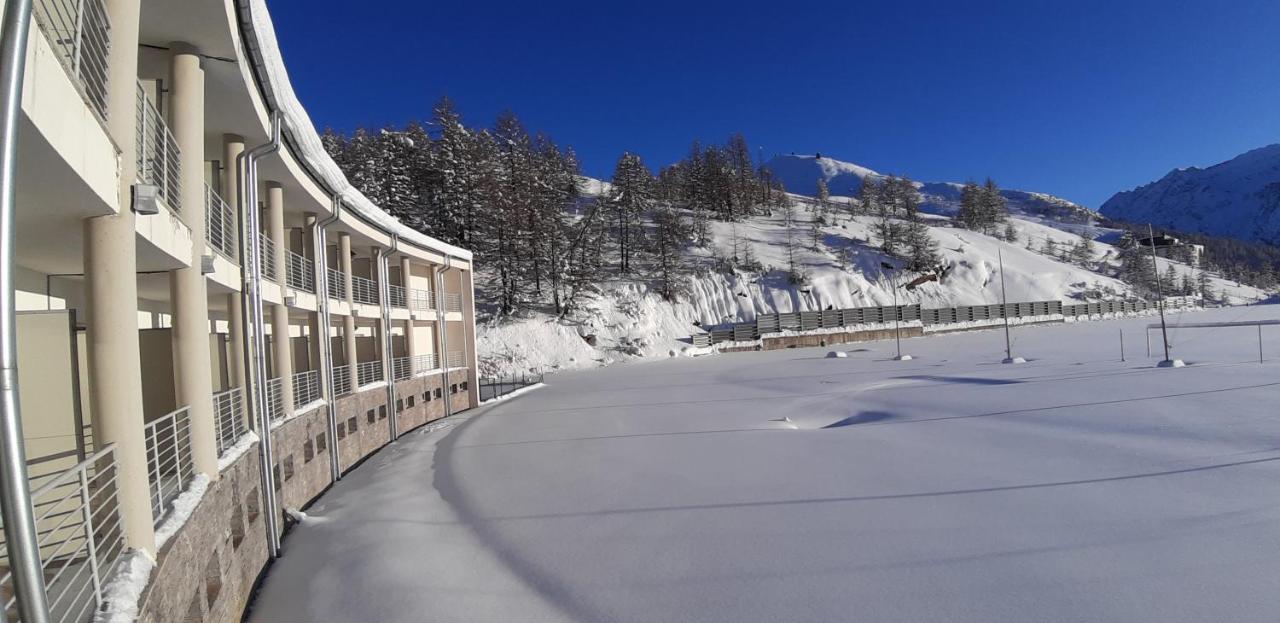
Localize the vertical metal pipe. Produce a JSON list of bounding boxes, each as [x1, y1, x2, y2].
[[1119, 328, 1125, 362], [1148, 224, 1171, 362], [438, 258, 453, 419], [0, 0, 53, 619], [998, 249, 1013, 361], [377, 237, 399, 440], [236, 114, 282, 558], [313, 195, 342, 481], [1259, 324, 1264, 364]]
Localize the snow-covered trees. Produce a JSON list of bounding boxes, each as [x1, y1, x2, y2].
[[779, 193, 806, 284], [608, 152, 654, 274], [957, 178, 1009, 234]]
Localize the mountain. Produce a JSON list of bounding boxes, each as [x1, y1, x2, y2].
[[1099, 144, 1280, 245], [765, 154, 1101, 230]]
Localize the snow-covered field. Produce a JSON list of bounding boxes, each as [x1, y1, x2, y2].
[[251, 305, 1280, 622]]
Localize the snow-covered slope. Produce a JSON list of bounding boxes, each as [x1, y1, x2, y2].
[[765, 154, 1103, 230], [1099, 144, 1280, 244], [478, 194, 1266, 378]]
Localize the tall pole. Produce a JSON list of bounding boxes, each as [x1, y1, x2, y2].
[[998, 248, 1013, 362], [1148, 224, 1171, 363], [889, 270, 902, 359], [0, 0, 53, 620]]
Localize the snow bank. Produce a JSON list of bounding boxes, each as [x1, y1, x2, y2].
[[94, 550, 155, 623], [154, 473, 210, 549], [217, 430, 259, 472]]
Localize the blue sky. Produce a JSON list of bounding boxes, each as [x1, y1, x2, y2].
[[270, 0, 1280, 208]]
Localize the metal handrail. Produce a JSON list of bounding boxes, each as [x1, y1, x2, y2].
[[258, 233, 278, 282], [413, 353, 438, 375], [212, 387, 247, 457], [285, 249, 315, 293], [0, 445, 124, 622], [442, 292, 463, 313], [351, 274, 378, 305], [33, 0, 111, 119], [265, 377, 284, 422], [387, 284, 407, 308], [326, 268, 346, 301], [391, 356, 412, 381], [204, 184, 237, 262], [292, 369, 320, 408], [331, 364, 352, 397], [143, 406, 193, 525], [408, 288, 434, 311], [134, 81, 181, 214], [356, 360, 382, 387], [445, 351, 465, 369]]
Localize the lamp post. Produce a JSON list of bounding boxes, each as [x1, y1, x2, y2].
[[1142, 224, 1178, 367], [998, 248, 1018, 363], [881, 262, 908, 360]]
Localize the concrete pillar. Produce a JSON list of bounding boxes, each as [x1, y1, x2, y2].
[[267, 183, 286, 284], [338, 232, 353, 306], [227, 293, 246, 392], [85, 0, 155, 552], [401, 256, 415, 368], [430, 265, 445, 370], [308, 312, 322, 371], [271, 305, 294, 418], [167, 45, 217, 478], [343, 315, 357, 386], [221, 135, 244, 217]]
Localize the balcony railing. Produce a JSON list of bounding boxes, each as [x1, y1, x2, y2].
[[409, 288, 435, 311], [257, 233, 278, 282], [0, 446, 123, 623], [351, 275, 378, 305], [205, 184, 237, 262], [331, 364, 352, 397], [34, 0, 111, 119], [391, 356, 412, 381], [356, 360, 382, 387], [285, 250, 315, 293], [443, 292, 463, 313], [445, 351, 465, 369], [265, 377, 284, 422], [292, 369, 321, 408], [213, 387, 247, 457], [413, 353, 438, 375], [135, 81, 181, 214], [144, 406, 193, 525], [387, 284, 407, 308], [326, 268, 347, 301]]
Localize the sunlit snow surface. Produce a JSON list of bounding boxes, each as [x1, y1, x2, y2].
[[251, 306, 1280, 623]]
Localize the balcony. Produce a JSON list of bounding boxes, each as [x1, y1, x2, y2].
[[292, 369, 320, 408], [265, 377, 284, 422], [331, 364, 352, 397], [257, 233, 278, 282], [409, 288, 434, 311], [326, 268, 346, 301], [387, 284, 407, 308], [212, 387, 247, 457], [205, 184, 237, 262], [443, 292, 463, 313], [413, 353, 438, 375], [285, 250, 315, 293], [143, 406, 194, 526], [391, 356, 412, 382], [351, 275, 378, 306], [445, 351, 465, 369], [356, 360, 382, 387], [135, 81, 181, 215], [34, 0, 111, 119]]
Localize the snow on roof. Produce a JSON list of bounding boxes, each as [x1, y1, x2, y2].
[[241, 0, 471, 261]]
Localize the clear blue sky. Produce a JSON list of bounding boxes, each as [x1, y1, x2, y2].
[[270, 0, 1280, 208]]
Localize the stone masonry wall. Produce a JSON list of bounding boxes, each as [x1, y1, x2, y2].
[[270, 406, 335, 515], [334, 385, 393, 473]]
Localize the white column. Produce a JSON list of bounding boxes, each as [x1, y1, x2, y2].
[[266, 184, 293, 416], [463, 267, 479, 405]]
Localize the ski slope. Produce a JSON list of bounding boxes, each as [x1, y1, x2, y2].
[[250, 305, 1280, 623]]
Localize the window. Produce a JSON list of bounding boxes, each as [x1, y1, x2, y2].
[[337, 422, 346, 440], [283, 455, 295, 481], [434, 387, 442, 399], [303, 440, 314, 463], [379, 405, 387, 420], [450, 383, 458, 394], [408, 395, 415, 408], [424, 391, 431, 402], [347, 417, 357, 434], [246, 490, 260, 523], [396, 399, 404, 413], [272, 465, 281, 491], [367, 409, 376, 424], [461, 381, 468, 391], [316, 432, 327, 452]]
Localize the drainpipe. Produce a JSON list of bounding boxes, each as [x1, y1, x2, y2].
[[437, 256, 452, 419], [377, 236, 399, 440], [235, 112, 283, 558], [0, 0, 52, 620], [312, 194, 342, 481]]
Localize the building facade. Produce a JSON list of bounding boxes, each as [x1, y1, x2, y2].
[[0, 0, 478, 620]]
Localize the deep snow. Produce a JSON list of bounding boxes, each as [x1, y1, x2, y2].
[[251, 305, 1280, 623]]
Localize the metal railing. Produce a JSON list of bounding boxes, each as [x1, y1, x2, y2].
[[144, 407, 193, 525], [258, 233, 278, 282], [205, 184, 237, 262], [387, 284, 407, 308], [33, 0, 112, 119], [331, 364, 352, 397], [285, 250, 315, 293], [212, 387, 247, 457], [479, 370, 545, 402], [409, 288, 434, 311], [391, 356, 412, 381], [351, 275, 378, 305], [1, 446, 124, 623], [292, 369, 321, 408], [135, 81, 181, 214], [356, 360, 382, 387], [265, 377, 284, 422], [445, 351, 465, 369], [413, 353, 438, 375], [442, 292, 463, 313], [326, 268, 347, 301]]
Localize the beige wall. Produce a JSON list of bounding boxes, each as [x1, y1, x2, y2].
[[139, 328, 178, 420], [16, 311, 82, 461]]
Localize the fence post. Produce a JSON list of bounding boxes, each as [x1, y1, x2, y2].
[[1119, 328, 1125, 362], [1260, 324, 1264, 364], [1146, 329, 1151, 358], [79, 467, 104, 608]]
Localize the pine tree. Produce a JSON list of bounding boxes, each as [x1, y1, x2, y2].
[[856, 175, 877, 217], [899, 177, 939, 270], [1071, 235, 1096, 268], [981, 178, 1009, 234], [609, 152, 654, 274], [779, 193, 805, 284], [816, 178, 830, 217], [871, 177, 899, 256], [957, 181, 984, 230], [652, 205, 689, 301], [1002, 222, 1018, 243]]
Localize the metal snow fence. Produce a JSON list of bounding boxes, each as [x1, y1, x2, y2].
[[479, 370, 545, 402], [1, 446, 124, 623], [212, 387, 246, 457], [351, 275, 379, 305], [326, 268, 347, 301], [135, 81, 181, 214], [34, 0, 112, 119], [799, 311, 821, 331], [733, 325, 757, 341], [144, 407, 193, 525], [778, 312, 801, 331], [820, 309, 841, 328], [204, 184, 237, 262], [756, 314, 780, 333], [691, 333, 712, 348], [356, 360, 383, 387], [710, 328, 733, 344]]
